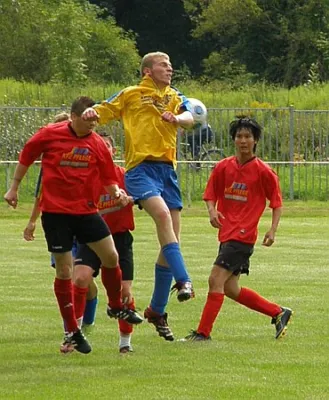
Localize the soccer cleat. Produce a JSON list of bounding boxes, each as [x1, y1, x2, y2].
[[119, 346, 133, 354], [144, 307, 174, 341], [107, 306, 144, 325], [271, 307, 293, 339], [181, 330, 211, 342], [60, 329, 92, 354], [171, 281, 195, 302]]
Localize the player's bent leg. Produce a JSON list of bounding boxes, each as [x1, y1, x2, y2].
[[87, 235, 118, 268]]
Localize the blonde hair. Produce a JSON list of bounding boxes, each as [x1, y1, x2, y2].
[[140, 51, 169, 77], [53, 112, 70, 123]]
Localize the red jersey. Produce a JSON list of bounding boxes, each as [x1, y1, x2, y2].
[[97, 165, 134, 234], [19, 121, 118, 214], [203, 156, 282, 244]]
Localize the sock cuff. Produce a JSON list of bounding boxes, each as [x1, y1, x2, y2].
[[162, 242, 179, 251], [73, 284, 89, 295], [208, 292, 224, 301], [54, 278, 72, 290], [155, 264, 173, 275]]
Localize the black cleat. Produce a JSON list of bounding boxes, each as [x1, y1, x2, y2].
[[107, 306, 144, 325], [271, 307, 293, 339], [181, 330, 211, 342], [171, 281, 195, 302], [60, 329, 92, 354], [144, 307, 174, 341], [119, 346, 133, 354]]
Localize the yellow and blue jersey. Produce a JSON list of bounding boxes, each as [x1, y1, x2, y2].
[[95, 76, 191, 171]]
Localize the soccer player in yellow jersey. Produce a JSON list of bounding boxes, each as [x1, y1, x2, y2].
[[82, 52, 195, 341]]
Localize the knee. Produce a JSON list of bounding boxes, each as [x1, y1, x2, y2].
[[56, 264, 72, 279], [102, 249, 118, 269], [224, 283, 239, 300], [208, 274, 220, 291], [74, 268, 92, 288], [153, 208, 172, 226]]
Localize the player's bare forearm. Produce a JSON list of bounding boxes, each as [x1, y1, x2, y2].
[[262, 207, 282, 247], [176, 111, 194, 129], [10, 163, 28, 190], [161, 111, 193, 129], [270, 207, 282, 232], [28, 198, 41, 223]]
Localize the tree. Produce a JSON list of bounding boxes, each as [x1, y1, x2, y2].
[[0, 0, 140, 84]]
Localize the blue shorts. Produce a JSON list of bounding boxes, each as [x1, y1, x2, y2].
[[50, 238, 79, 267], [125, 161, 183, 210]]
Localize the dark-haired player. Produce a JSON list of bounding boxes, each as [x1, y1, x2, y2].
[[4, 96, 141, 354], [183, 117, 293, 341]]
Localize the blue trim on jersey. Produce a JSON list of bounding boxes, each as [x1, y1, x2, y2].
[[105, 90, 124, 103], [171, 86, 192, 113]]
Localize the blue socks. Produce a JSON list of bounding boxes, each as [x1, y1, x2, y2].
[[162, 242, 190, 283], [83, 297, 98, 325], [150, 264, 173, 315]]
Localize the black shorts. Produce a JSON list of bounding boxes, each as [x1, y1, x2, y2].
[[214, 240, 254, 276], [41, 212, 110, 253], [74, 230, 134, 281]]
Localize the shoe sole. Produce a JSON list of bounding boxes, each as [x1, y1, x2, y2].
[[177, 292, 195, 302], [276, 310, 293, 339]]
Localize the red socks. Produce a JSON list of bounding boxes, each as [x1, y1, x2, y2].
[[54, 278, 78, 333], [197, 292, 224, 337], [118, 298, 135, 335], [236, 287, 281, 317], [101, 265, 123, 309], [73, 284, 89, 321]]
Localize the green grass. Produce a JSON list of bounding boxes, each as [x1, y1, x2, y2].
[[0, 202, 329, 399]]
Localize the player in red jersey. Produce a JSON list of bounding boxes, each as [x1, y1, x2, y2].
[[4, 96, 142, 354], [23, 112, 100, 335], [73, 134, 139, 354], [183, 117, 293, 341]]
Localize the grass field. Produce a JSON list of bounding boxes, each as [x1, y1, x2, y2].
[[0, 202, 329, 400]]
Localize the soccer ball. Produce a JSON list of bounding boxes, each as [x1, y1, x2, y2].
[[188, 98, 208, 129]]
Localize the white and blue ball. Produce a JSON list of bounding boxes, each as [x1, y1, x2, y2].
[[188, 98, 208, 129]]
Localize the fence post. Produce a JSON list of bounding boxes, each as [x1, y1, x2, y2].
[[289, 106, 294, 200]]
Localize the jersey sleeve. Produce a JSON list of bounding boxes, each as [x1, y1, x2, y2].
[[19, 127, 47, 166], [94, 90, 125, 125], [262, 166, 283, 209], [203, 161, 225, 202]]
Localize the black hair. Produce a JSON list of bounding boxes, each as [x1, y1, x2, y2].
[[229, 117, 262, 142], [70, 96, 95, 116]]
